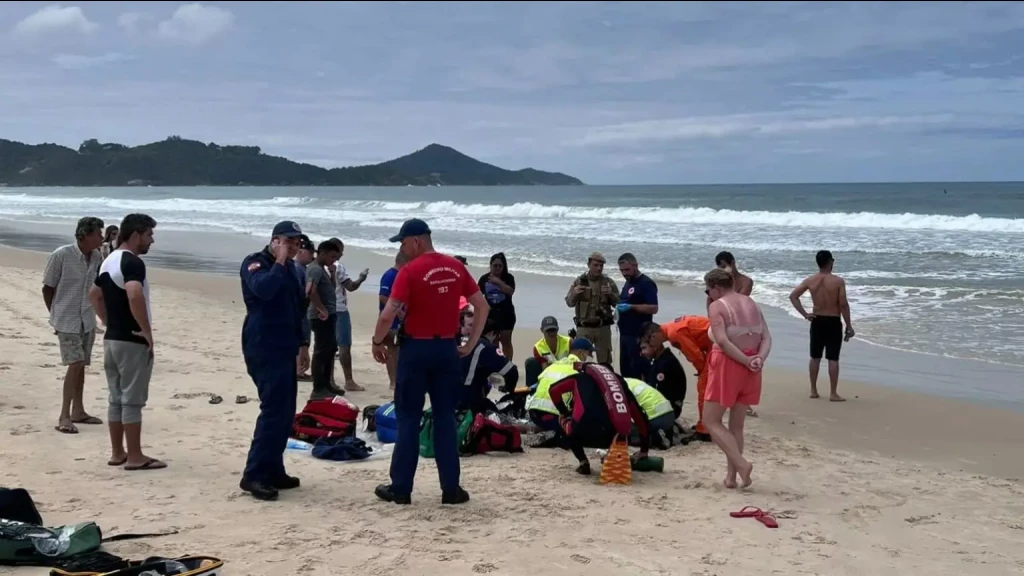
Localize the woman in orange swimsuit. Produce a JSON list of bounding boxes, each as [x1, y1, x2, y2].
[[704, 268, 772, 489]]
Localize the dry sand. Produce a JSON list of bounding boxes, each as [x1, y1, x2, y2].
[[2, 245, 1023, 576]]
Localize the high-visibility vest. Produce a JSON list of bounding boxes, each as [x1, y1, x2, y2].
[[625, 378, 674, 419], [527, 354, 580, 415], [534, 334, 571, 364]]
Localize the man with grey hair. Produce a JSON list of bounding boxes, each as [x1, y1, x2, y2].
[[42, 216, 106, 434]]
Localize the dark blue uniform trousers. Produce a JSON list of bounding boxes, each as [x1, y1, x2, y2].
[[390, 337, 460, 496], [243, 352, 298, 482], [619, 333, 644, 379]]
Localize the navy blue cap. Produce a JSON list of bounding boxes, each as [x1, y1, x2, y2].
[[570, 337, 594, 352], [389, 218, 431, 242], [272, 220, 303, 238]]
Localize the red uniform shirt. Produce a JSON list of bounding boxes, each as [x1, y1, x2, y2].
[[390, 252, 479, 338]]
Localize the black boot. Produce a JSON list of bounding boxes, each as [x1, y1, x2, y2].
[[271, 474, 301, 490], [441, 487, 470, 505], [240, 478, 279, 501], [374, 484, 411, 505]]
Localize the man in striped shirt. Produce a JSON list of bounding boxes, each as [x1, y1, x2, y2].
[[42, 217, 106, 435]]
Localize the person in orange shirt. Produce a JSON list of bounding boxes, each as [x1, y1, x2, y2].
[[641, 316, 713, 440]]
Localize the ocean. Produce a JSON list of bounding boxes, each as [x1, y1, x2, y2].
[[2, 183, 1023, 372]]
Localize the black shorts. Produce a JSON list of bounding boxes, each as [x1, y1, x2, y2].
[[487, 307, 517, 332], [809, 316, 843, 361]]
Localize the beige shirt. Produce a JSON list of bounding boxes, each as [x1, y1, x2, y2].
[[42, 243, 101, 334]]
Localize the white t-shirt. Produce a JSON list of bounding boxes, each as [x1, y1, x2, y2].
[[334, 263, 349, 312]]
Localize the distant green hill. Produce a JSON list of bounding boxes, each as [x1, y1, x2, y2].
[[0, 137, 583, 187]]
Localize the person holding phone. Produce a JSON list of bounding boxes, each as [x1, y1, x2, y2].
[[238, 221, 306, 501], [564, 252, 618, 364]]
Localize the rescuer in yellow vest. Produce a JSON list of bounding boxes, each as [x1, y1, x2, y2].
[[625, 378, 676, 449], [526, 338, 593, 433], [524, 316, 572, 388]]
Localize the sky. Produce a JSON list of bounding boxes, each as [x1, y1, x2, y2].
[[2, 1, 1024, 185]]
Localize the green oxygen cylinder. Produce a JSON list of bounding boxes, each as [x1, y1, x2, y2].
[[631, 455, 664, 473]]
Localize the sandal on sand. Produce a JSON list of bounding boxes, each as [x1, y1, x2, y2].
[[55, 423, 79, 434], [730, 506, 764, 518], [235, 395, 249, 404], [756, 513, 779, 528], [108, 456, 128, 466], [125, 458, 167, 471], [72, 415, 103, 425], [209, 395, 223, 405]]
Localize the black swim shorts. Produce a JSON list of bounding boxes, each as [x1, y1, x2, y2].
[[809, 315, 843, 361]]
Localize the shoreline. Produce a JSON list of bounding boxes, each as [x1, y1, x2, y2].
[[4, 217, 1024, 413], [2, 242, 1022, 480], [2, 244, 1023, 574]]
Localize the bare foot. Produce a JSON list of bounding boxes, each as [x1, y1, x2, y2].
[[723, 473, 738, 489], [107, 451, 128, 466], [738, 460, 754, 489], [830, 394, 846, 402], [345, 381, 365, 392], [810, 390, 820, 399]]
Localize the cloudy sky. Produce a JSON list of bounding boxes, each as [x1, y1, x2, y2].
[[2, 1, 1024, 184]]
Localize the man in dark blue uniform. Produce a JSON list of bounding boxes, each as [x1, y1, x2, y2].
[[616, 253, 659, 379], [371, 218, 489, 506], [239, 220, 306, 501], [459, 317, 519, 414]]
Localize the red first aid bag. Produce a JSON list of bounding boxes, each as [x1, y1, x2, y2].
[[462, 414, 524, 455]]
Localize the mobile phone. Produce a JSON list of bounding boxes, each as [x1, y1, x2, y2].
[[579, 277, 590, 287]]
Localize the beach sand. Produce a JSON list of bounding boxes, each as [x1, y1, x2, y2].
[[2, 245, 1023, 576]]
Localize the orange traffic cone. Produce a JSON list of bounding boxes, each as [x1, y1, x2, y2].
[[598, 435, 632, 486]]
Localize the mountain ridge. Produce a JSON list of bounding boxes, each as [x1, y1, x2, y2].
[[0, 137, 583, 187]]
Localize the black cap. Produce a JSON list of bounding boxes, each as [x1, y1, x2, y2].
[[272, 221, 303, 238], [297, 234, 314, 252], [389, 218, 431, 243]]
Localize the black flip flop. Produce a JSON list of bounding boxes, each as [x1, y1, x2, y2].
[[235, 395, 249, 404], [209, 395, 223, 405], [72, 415, 103, 425], [125, 458, 167, 471], [108, 456, 128, 466], [55, 424, 79, 434]]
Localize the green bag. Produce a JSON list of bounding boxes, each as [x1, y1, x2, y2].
[[0, 519, 102, 566], [419, 409, 473, 458]]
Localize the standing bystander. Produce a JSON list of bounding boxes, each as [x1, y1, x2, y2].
[[294, 235, 315, 382], [43, 216, 106, 435], [89, 214, 164, 471], [330, 238, 370, 391], [371, 218, 488, 506], [307, 241, 342, 400]]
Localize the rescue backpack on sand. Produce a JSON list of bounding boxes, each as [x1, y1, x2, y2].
[[418, 408, 474, 458], [461, 414, 524, 455], [292, 396, 359, 442], [0, 519, 102, 567]]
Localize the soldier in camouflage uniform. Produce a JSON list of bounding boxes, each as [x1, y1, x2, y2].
[[564, 252, 619, 364]]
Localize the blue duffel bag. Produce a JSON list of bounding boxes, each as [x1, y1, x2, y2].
[[375, 402, 398, 444]]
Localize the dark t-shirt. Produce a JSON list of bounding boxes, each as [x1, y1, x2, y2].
[[95, 249, 150, 346], [645, 349, 687, 416], [618, 273, 658, 336], [306, 262, 336, 319], [478, 273, 516, 317]]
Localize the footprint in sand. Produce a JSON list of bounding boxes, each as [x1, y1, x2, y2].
[[472, 563, 498, 573], [570, 554, 591, 565], [38, 363, 57, 369], [10, 424, 39, 436]]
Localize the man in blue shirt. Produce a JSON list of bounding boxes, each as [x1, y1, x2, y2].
[[378, 252, 406, 390], [616, 253, 659, 379], [458, 318, 519, 414]]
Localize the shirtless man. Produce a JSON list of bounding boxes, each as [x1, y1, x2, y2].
[[788, 250, 854, 402], [704, 268, 771, 489], [711, 251, 757, 416]]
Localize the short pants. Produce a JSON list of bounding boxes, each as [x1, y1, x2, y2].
[[810, 315, 843, 361], [704, 347, 761, 408], [104, 340, 153, 425], [335, 310, 352, 347], [57, 330, 96, 366]]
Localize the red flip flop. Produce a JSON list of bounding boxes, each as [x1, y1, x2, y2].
[[756, 513, 779, 529], [730, 506, 764, 518]]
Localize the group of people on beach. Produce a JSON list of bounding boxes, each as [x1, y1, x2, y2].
[[38, 212, 854, 499]]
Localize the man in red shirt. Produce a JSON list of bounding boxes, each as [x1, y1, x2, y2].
[[371, 218, 488, 506]]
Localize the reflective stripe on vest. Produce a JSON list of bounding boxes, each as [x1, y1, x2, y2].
[[527, 358, 580, 415], [625, 378, 673, 419]]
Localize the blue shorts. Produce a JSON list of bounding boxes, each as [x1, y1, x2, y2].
[[300, 317, 311, 346], [335, 310, 352, 347]]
